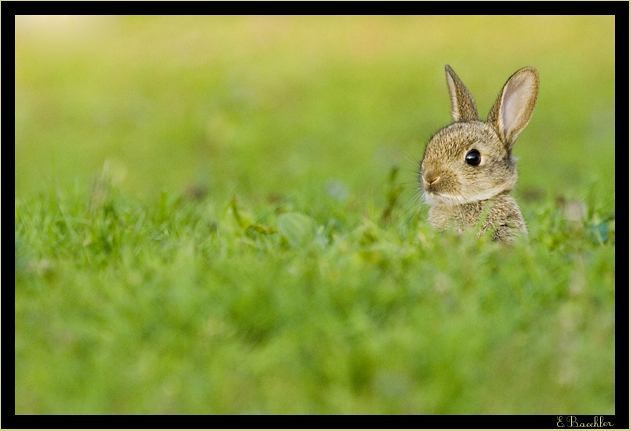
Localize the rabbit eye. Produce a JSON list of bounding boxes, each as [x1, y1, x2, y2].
[[465, 150, 481, 166]]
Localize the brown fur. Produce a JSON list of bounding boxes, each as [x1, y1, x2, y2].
[[428, 193, 527, 243], [421, 65, 539, 243]]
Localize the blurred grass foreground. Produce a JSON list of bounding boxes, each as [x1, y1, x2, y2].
[[15, 16, 615, 415]]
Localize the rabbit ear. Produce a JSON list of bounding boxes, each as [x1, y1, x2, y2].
[[488, 67, 539, 148], [445, 65, 479, 122]]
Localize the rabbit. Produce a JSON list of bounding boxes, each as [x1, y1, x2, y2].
[[420, 65, 539, 243]]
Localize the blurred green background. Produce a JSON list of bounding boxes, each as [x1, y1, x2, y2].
[[15, 15, 615, 205], [15, 16, 615, 415]]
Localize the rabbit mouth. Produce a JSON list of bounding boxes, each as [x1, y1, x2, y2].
[[423, 191, 470, 205], [423, 184, 511, 206]]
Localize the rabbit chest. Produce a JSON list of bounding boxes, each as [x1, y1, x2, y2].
[[428, 193, 527, 243]]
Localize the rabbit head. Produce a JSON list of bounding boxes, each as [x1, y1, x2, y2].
[[421, 65, 539, 207]]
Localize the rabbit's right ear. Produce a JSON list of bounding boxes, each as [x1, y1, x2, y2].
[[445, 65, 479, 122], [488, 67, 539, 148]]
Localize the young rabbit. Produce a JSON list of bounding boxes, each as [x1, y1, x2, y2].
[[420, 65, 539, 243]]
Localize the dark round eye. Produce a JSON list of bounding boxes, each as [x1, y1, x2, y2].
[[465, 150, 481, 166]]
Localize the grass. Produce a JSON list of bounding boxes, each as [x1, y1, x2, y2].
[[15, 16, 615, 415]]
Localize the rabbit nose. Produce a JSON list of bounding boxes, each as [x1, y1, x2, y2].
[[422, 172, 440, 186]]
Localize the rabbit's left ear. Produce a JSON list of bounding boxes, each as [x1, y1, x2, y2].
[[445, 65, 479, 122], [488, 67, 539, 148]]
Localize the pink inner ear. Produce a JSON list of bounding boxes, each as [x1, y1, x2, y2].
[[502, 89, 523, 131], [500, 75, 537, 142]]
